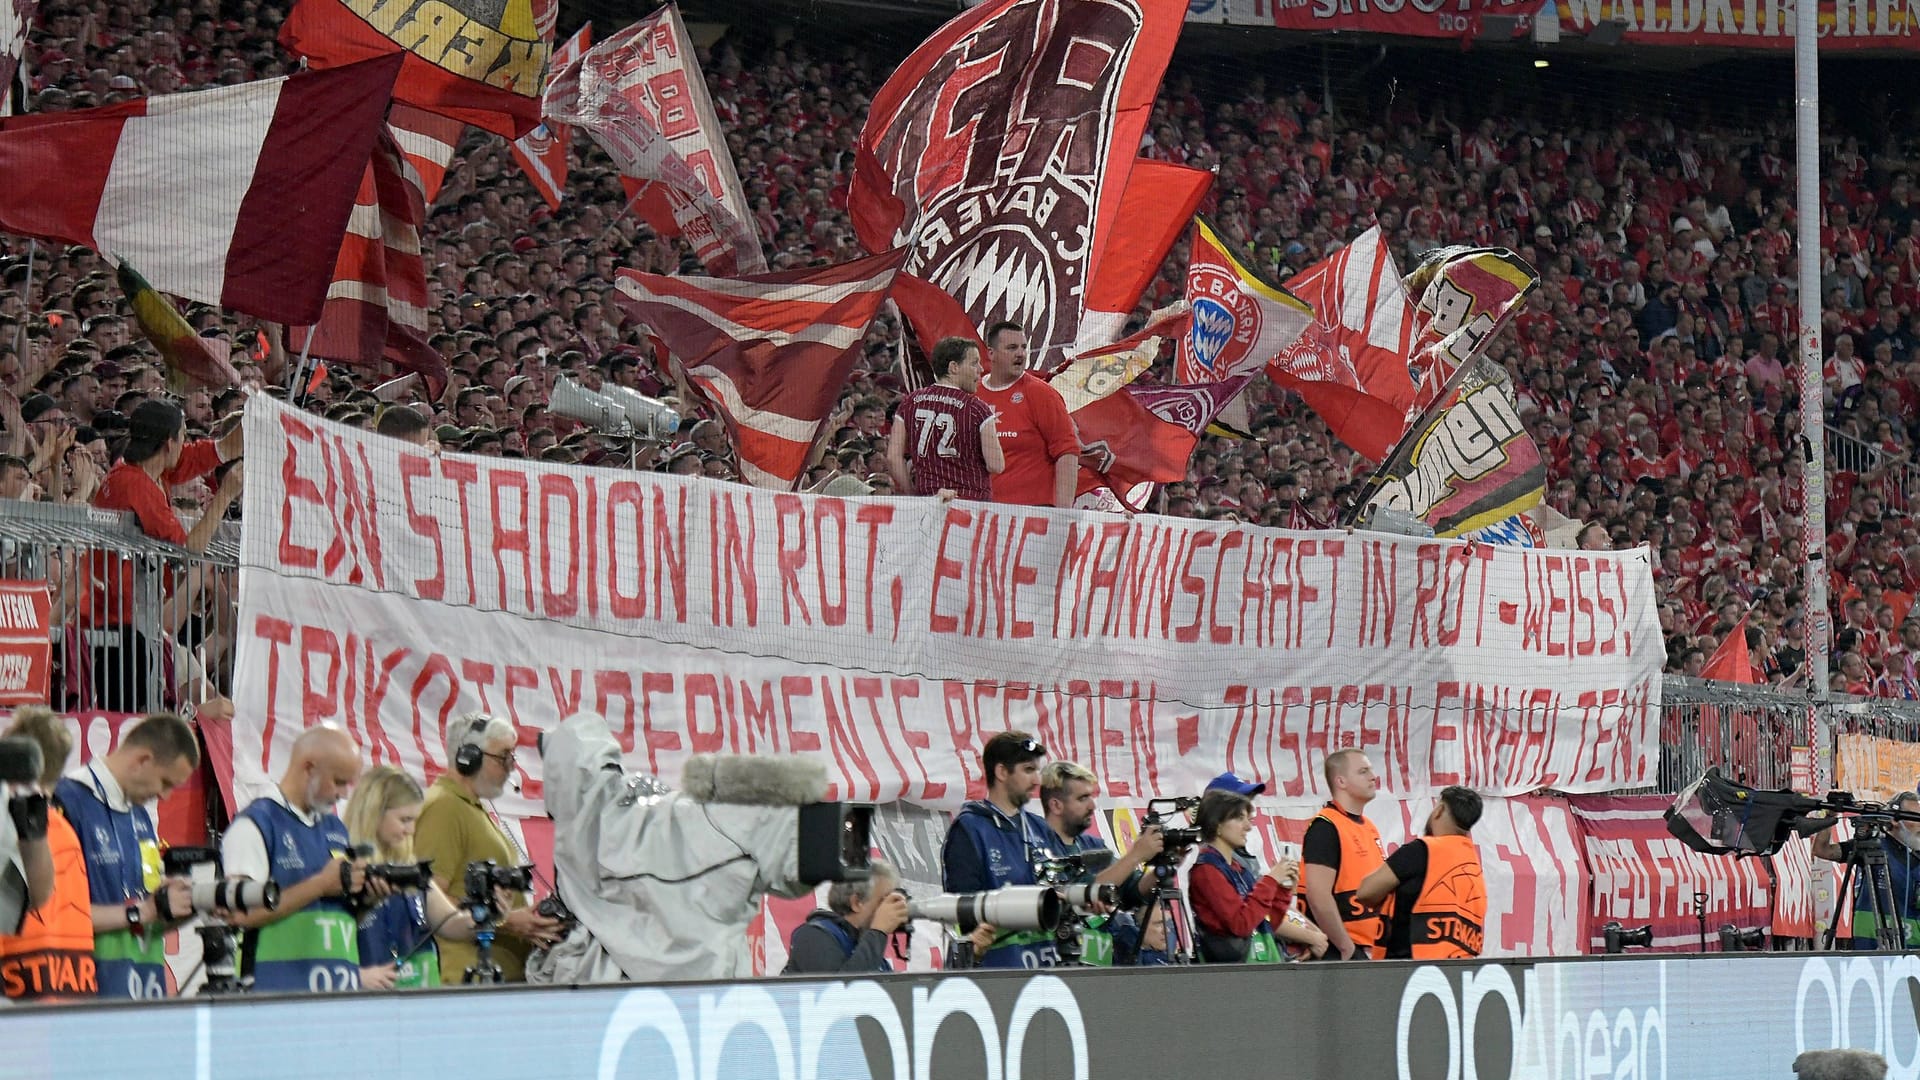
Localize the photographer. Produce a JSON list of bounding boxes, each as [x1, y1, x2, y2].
[[1355, 786, 1487, 960], [1187, 789, 1299, 964], [1203, 773, 1328, 960], [342, 766, 474, 990], [940, 731, 1053, 968], [221, 726, 386, 993], [54, 712, 198, 999], [1810, 790, 1920, 949], [1036, 761, 1164, 965], [2, 714, 75, 1001], [782, 859, 907, 975], [413, 714, 563, 983]]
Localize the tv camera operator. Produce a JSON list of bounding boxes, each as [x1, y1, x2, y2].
[[782, 858, 907, 975], [221, 725, 390, 993], [1809, 789, 1920, 949], [414, 714, 565, 983], [53, 712, 200, 999], [1, 711, 91, 1002], [1034, 761, 1166, 966], [940, 731, 1055, 967]]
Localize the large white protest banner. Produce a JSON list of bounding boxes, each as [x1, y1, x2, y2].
[[233, 395, 1665, 815]]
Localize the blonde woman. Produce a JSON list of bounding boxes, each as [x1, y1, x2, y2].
[[343, 766, 474, 989]]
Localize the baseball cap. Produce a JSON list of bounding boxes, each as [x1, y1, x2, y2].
[[108, 75, 138, 90], [1205, 772, 1266, 797], [18, 394, 59, 422]]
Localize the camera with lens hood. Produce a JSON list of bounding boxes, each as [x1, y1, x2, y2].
[[162, 847, 280, 917]]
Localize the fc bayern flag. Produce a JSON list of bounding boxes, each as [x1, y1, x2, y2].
[[280, 0, 555, 137], [850, 0, 1187, 371], [1268, 226, 1418, 462], [1074, 375, 1252, 510], [1402, 244, 1538, 414], [1176, 216, 1312, 383], [1, 0, 34, 116], [0, 56, 401, 325], [610, 249, 907, 489], [511, 23, 588, 210]]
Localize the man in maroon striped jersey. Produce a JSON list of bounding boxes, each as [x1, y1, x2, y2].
[[886, 337, 1005, 500]]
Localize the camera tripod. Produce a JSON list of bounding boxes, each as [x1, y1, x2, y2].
[[196, 923, 250, 995], [1823, 816, 1910, 952], [1145, 862, 1196, 965], [463, 893, 506, 984]]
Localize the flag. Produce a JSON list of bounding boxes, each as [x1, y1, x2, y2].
[[1701, 616, 1758, 685], [1050, 306, 1190, 413], [610, 249, 906, 489], [0, 56, 401, 325], [1073, 376, 1250, 511], [545, 9, 763, 275], [0, 0, 34, 116], [850, 0, 1186, 371], [116, 262, 241, 391], [1363, 360, 1545, 538], [388, 103, 464, 204], [287, 125, 448, 396], [1075, 161, 1213, 353], [1177, 215, 1313, 385], [1268, 227, 1418, 462], [279, 0, 554, 137], [1402, 245, 1538, 414], [511, 23, 588, 210]]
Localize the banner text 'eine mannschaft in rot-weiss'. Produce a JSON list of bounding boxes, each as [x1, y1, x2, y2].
[[232, 396, 1664, 816]]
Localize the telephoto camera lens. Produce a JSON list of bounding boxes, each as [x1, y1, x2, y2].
[[1056, 880, 1119, 913], [193, 878, 280, 915], [907, 886, 1064, 932]]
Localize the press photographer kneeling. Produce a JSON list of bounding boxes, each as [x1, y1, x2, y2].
[[783, 859, 907, 975]]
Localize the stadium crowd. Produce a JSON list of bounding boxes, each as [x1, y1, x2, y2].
[[2, 1, 1920, 696]]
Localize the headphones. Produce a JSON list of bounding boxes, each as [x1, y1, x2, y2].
[[452, 716, 491, 776]]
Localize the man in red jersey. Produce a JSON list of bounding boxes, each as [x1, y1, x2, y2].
[[973, 322, 1080, 508], [886, 337, 1004, 500]]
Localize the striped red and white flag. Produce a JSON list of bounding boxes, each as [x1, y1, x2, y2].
[[511, 23, 588, 210], [388, 103, 463, 204], [611, 249, 907, 489], [287, 116, 449, 394], [0, 55, 400, 324]]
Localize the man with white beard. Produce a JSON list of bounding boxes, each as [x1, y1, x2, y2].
[[413, 714, 565, 984], [1811, 789, 1920, 950]]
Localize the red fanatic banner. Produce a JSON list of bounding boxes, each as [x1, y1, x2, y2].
[[232, 395, 1664, 813], [1567, 795, 1774, 951], [1257, 0, 1919, 48], [0, 580, 50, 705]]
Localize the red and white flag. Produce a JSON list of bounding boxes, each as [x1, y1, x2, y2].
[[850, 0, 1186, 371], [280, 0, 554, 137], [1176, 215, 1313, 384], [1075, 161, 1213, 353], [611, 250, 907, 489], [287, 121, 448, 395], [1268, 227, 1418, 462], [1, 0, 35, 117], [512, 23, 589, 210], [545, 7, 762, 275], [1073, 375, 1252, 511], [0, 55, 400, 325], [388, 103, 463, 205]]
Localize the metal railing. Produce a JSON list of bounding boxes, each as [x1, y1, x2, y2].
[[0, 499, 238, 715], [1826, 426, 1917, 514]]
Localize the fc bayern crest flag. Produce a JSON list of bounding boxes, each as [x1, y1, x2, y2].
[[1175, 216, 1313, 384], [850, 0, 1187, 371]]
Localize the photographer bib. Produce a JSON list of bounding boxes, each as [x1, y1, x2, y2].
[[236, 799, 360, 993], [54, 771, 169, 999]]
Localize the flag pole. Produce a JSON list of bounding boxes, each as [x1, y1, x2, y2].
[[13, 240, 32, 364], [290, 327, 316, 405]]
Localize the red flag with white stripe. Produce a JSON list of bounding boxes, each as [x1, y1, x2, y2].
[[287, 121, 448, 395], [1266, 227, 1418, 462], [611, 250, 907, 489], [388, 103, 463, 204], [511, 23, 588, 210], [0, 55, 401, 324]]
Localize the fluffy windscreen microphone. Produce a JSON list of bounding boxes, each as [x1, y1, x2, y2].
[[1793, 1049, 1891, 1080], [0, 737, 44, 785], [680, 754, 828, 806]]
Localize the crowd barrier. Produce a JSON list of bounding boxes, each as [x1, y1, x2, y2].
[[4, 953, 1916, 1080]]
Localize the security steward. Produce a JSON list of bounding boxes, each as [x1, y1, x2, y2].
[[1355, 786, 1487, 959], [1301, 748, 1389, 959], [0, 709, 94, 1001]]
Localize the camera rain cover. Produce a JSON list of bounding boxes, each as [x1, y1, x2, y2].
[[1664, 769, 1830, 857]]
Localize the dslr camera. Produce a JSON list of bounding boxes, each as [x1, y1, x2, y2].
[[162, 847, 280, 917]]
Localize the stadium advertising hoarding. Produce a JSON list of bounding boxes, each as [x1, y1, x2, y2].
[[3, 954, 1914, 1079], [229, 394, 1664, 819], [1193, 0, 1920, 48]]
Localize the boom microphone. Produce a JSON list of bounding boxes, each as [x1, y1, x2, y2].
[[680, 754, 827, 806], [0, 737, 44, 784]]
